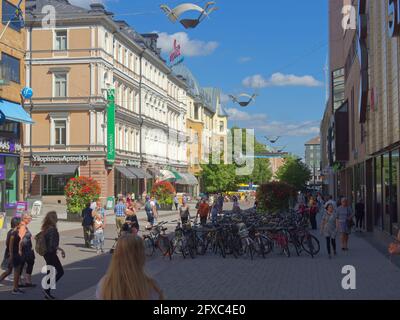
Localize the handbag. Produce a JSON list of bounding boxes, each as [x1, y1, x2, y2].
[[1, 256, 9, 271]]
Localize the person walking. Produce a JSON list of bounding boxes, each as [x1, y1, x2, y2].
[[336, 198, 354, 251], [18, 214, 36, 288], [0, 217, 24, 295], [126, 203, 139, 236], [144, 196, 154, 227], [325, 195, 337, 210], [179, 199, 190, 225], [41, 211, 65, 300], [96, 235, 164, 300], [211, 203, 219, 225], [94, 200, 106, 226], [82, 203, 94, 248], [114, 197, 127, 235], [196, 198, 210, 226], [94, 214, 105, 254], [320, 203, 338, 259], [173, 195, 179, 211], [355, 199, 365, 232], [309, 200, 319, 230], [150, 197, 159, 225]]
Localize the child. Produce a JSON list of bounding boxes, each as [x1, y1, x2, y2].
[[94, 214, 105, 254]]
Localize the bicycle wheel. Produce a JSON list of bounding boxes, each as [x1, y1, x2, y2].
[[301, 234, 320, 257], [218, 239, 226, 258], [254, 236, 265, 259], [260, 236, 273, 255], [283, 245, 291, 257], [158, 235, 172, 258], [143, 236, 155, 257], [290, 234, 301, 257]]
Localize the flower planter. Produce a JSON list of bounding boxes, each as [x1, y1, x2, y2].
[[159, 204, 173, 211], [67, 212, 82, 223]]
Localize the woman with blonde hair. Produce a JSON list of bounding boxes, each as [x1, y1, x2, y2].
[[96, 235, 164, 300]]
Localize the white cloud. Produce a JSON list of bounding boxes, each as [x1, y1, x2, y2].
[[238, 57, 252, 63], [228, 109, 320, 137], [156, 32, 219, 57], [243, 73, 323, 89], [226, 108, 267, 122], [255, 120, 320, 137], [220, 93, 230, 104]]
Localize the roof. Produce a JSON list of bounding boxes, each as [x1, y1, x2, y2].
[[218, 105, 228, 117], [202, 87, 219, 113], [172, 64, 202, 97], [305, 136, 321, 145]]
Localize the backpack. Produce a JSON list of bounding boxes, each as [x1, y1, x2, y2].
[[145, 201, 152, 212], [35, 231, 47, 256]]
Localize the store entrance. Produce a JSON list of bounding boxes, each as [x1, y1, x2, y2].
[[0, 180, 6, 212]]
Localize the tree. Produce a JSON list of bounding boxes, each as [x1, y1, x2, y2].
[[200, 161, 237, 193], [230, 127, 272, 185], [275, 156, 311, 191]]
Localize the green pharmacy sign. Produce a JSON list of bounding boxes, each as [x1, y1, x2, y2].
[[107, 89, 116, 164]]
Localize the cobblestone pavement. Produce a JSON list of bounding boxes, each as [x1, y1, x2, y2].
[[0, 203, 399, 300]]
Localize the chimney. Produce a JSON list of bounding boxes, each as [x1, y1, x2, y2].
[[89, 2, 106, 13]]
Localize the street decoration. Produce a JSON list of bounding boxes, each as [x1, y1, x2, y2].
[[160, 2, 218, 29], [265, 136, 281, 144], [65, 177, 101, 215], [229, 93, 258, 107], [169, 39, 185, 67]]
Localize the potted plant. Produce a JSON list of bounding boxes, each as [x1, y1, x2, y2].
[[65, 176, 101, 221], [151, 181, 175, 211], [256, 181, 296, 215]]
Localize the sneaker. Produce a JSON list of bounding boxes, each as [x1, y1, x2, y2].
[[11, 289, 24, 295]]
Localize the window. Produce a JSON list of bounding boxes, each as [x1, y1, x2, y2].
[[2, 1, 22, 31], [104, 32, 109, 52], [332, 68, 345, 111], [54, 73, 67, 97], [1, 53, 20, 84], [219, 121, 224, 133], [54, 120, 66, 145], [55, 30, 67, 50], [43, 175, 74, 196]]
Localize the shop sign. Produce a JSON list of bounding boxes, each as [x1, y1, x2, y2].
[[0, 164, 5, 180], [32, 155, 89, 163], [0, 138, 22, 154], [15, 201, 28, 218], [106, 196, 115, 210], [107, 89, 116, 164]]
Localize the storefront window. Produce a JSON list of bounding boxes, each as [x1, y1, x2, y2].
[[391, 151, 399, 229], [43, 175, 73, 196], [375, 156, 382, 228], [5, 157, 17, 208], [383, 153, 391, 233]]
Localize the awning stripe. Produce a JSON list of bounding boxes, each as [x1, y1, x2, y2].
[[27, 164, 78, 175], [116, 166, 138, 179]]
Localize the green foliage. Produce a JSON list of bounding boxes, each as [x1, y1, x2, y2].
[[200, 159, 237, 193], [151, 181, 176, 206], [275, 156, 311, 191], [65, 177, 101, 214]]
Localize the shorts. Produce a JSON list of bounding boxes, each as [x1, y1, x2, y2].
[[11, 255, 23, 269]]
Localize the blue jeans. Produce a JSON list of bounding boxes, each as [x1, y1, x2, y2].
[[94, 230, 104, 251], [146, 211, 154, 225]]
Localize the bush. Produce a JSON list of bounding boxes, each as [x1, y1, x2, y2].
[[256, 181, 296, 214], [65, 177, 101, 214], [151, 181, 176, 206]]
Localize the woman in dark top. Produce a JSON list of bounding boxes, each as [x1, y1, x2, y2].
[[19, 214, 36, 288], [0, 217, 24, 295], [41, 211, 66, 300]]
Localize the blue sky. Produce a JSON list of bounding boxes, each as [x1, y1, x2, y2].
[[72, 0, 328, 158]]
